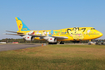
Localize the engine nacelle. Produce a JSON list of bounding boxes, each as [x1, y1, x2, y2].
[[47, 37, 57, 43], [23, 35, 34, 41]]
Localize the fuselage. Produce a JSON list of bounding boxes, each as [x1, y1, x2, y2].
[[6, 17, 103, 44], [17, 27, 103, 41]]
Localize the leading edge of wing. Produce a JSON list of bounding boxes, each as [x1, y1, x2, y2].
[[51, 36, 68, 39], [29, 34, 68, 39]]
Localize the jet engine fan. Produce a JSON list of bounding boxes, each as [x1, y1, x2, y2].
[[47, 37, 57, 43], [23, 35, 34, 41]]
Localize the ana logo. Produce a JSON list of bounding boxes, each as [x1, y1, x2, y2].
[[23, 28, 27, 30]]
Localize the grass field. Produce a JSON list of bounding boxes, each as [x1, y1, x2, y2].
[[0, 45, 105, 70]]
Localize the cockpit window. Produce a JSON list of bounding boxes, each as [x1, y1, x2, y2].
[[91, 28, 95, 30]]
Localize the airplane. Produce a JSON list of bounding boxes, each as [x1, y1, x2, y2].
[[6, 17, 103, 44]]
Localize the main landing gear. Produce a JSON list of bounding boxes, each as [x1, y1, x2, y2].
[[72, 41, 80, 43], [48, 42, 57, 44], [48, 41, 65, 44], [60, 41, 64, 44]]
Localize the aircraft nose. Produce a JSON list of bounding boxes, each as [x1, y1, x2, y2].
[[98, 32, 103, 37]]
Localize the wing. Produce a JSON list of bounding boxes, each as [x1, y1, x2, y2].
[[51, 36, 68, 39], [29, 34, 68, 39], [6, 30, 68, 39]]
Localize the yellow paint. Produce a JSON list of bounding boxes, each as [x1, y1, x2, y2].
[[15, 17, 23, 32], [15, 17, 103, 41], [17, 27, 103, 41]]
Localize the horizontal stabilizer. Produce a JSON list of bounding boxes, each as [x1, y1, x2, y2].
[[6, 30, 18, 33], [6, 30, 24, 34], [5, 33, 25, 36]]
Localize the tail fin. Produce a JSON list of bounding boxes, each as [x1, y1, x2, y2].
[[15, 17, 30, 31]]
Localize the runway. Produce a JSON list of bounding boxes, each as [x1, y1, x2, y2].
[[0, 44, 41, 51]]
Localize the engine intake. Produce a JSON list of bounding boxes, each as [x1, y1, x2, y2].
[[47, 37, 57, 43], [23, 35, 34, 41]]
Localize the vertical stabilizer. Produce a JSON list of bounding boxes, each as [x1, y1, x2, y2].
[[15, 17, 30, 32]]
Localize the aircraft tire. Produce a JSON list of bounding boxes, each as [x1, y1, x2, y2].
[[48, 42, 57, 44], [60, 41, 64, 44]]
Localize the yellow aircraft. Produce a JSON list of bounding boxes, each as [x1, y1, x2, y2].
[[6, 17, 103, 44]]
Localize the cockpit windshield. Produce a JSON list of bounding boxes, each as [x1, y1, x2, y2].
[[91, 28, 95, 30]]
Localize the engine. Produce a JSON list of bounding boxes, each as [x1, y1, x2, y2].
[[44, 37, 57, 43], [23, 35, 34, 41]]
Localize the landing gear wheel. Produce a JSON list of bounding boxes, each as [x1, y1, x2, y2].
[[60, 41, 64, 44], [72, 41, 80, 43], [48, 42, 57, 44]]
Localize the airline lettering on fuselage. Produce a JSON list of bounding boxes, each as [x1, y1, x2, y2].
[[61, 32, 66, 34]]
